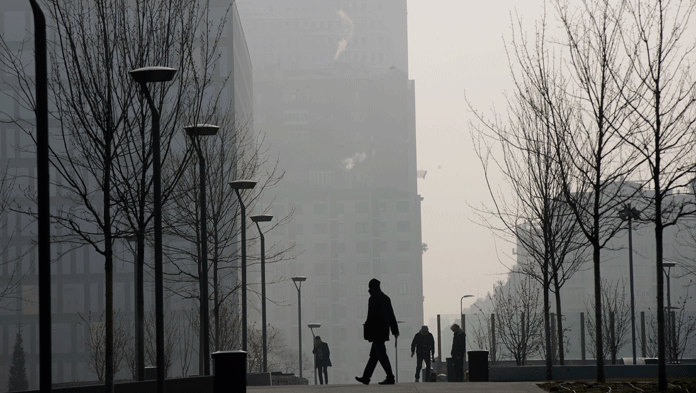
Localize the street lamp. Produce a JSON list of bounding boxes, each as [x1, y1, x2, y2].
[[460, 294, 474, 378], [130, 65, 177, 393], [663, 261, 676, 363], [308, 323, 321, 385], [250, 214, 273, 373], [395, 320, 404, 382], [229, 179, 257, 352], [292, 277, 307, 381], [619, 204, 640, 365], [185, 124, 219, 375], [28, 4, 51, 391]]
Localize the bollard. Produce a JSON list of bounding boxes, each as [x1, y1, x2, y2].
[[213, 350, 246, 393]]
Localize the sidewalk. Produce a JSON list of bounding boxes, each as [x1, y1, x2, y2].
[[248, 382, 546, 393]]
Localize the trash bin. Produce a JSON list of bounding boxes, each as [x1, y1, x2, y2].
[[212, 350, 247, 393], [144, 366, 156, 380], [468, 351, 489, 382], [446, 358, 455, 382]]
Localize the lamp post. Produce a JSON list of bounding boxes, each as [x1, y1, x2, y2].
[[185, 124, 219, 375], [250, 214, 273, 372], [619, 205, 640, 365], [292, 277, 307, 381], [124, 233, 141, 378], [395, 320, 404, 382], [229, 180, 257, 351], [130, 66, 177, 393], [460, 294, 473, 378], [28, 2, 50, 391], [663, 261, 676, 363], [308, 323, 321, 385]]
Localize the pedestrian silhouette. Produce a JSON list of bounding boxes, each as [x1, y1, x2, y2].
[[313, 336, 331, 385], [450, 323, 466, 382], [355, 278, 399, 385], [411, 325, 435, 382]]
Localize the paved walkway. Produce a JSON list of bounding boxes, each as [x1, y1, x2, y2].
[[248, 382, 546, 393]]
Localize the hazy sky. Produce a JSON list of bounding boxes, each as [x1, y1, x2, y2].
[[408, 0, 547, 324]]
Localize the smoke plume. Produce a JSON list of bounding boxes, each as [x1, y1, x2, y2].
[[343, 152, 366, 171], [334, 10, 354, 61]]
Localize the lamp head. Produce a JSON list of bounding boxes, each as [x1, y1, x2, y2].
[[250, 214, 273, 223], [229, 180, 257, 190], [308, 323, 321, 329], [291, 276, 307, 283], [185, 124, 220, 137], [129, 66, 177, 83], [663, 261, 676, 268]]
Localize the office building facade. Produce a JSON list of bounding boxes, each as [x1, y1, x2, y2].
[[238, 0, 423, 383]]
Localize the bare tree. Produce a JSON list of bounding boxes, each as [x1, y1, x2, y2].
[[552, 0, 641, 382], [618, 1, 696, 388], [468, 306, 493, 354], [490, 275, 545, 365], [470, 8, 587, 377], [142, 304, 179, 378], [585, 280, 632, 364], [661, 281, 696, 362], [644, 284, 696, 363], [79, 310, 131, 383]]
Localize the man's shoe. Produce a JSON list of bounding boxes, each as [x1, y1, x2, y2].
[[355, 376, 370, 385], [378, 378, 395, 385], [415, 378, 419, 382]]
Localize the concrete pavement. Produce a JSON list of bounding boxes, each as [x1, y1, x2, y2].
[[248, 382, 546, 392]]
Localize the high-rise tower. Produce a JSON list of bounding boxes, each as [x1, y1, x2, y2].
[[238, 0, 422, 383]]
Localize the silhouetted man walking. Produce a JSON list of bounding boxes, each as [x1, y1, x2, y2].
[[411, 325, 435, 382], [355, 278, 399, 385]]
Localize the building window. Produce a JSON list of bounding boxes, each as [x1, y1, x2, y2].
[[358, 305, 368, 318], [356, 222, 368, 233], [397, 260, 411, 273], [314, 222, 328, 234], [309, 171, 334, 185], [333, 242, 345, 255], [357, 261, 370, 275], [398, 304, 413, 318], [316, 305, 329, 320], [355, 201, 369, 214], [282, 110, 309, 125], [396, 201, 410, 213], [356, 241, 369, 254], [336, 202, 345, 214], [397, 221, 410, 232], [315, 242, 328, 254], [313, 203, 327, 215]]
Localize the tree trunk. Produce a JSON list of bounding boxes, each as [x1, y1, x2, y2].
[[543, 265, 552, 380], [592, 241, 605, 382], [553, 274, 565, 365]]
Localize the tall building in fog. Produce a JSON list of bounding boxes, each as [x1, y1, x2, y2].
[[238, 0, 423, 383], [0, 1, 252, 387]]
